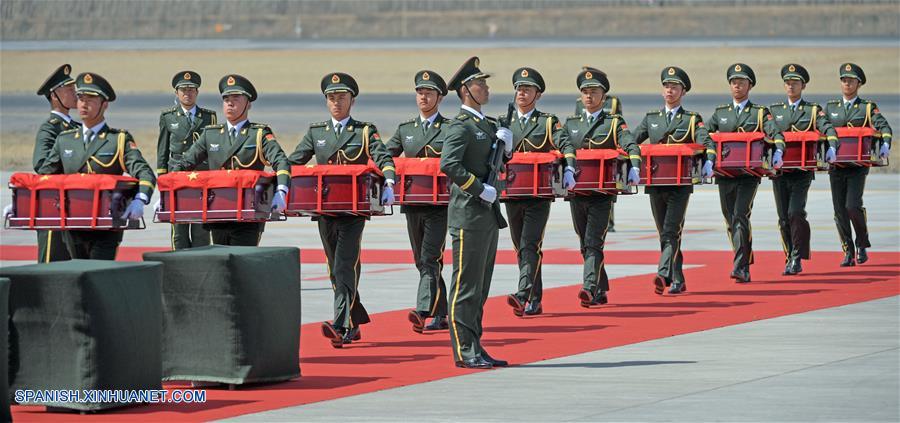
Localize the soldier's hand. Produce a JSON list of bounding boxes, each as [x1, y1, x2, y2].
[[627, 167, 640, 186], [272, 186, 288, 211], [2, 204, 12, 219], [702, 161, 714, 178], [563, 167, 576, 190], [121, 197, 146, 220], [825, 147, 837, 163], [772, 149, 784, 169], [496, 128, 513, 154], [152, 200, 161, 212], [880, 143, 890, 159], [479, 184, 498, 203], [381, 184, 395, 206]]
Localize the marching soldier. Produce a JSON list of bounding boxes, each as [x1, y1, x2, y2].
[[501, 67, 565, 317], [172, 74, 291, 246], [706, 63, 785, 283], [825, 63, 892, 266], [559, 68, 640, 307], [33, 64, 79, 263], [769, 64, 839, 275], [289, 72, 397, 348], [157, 71, 217, 250], [632, 66, 716, 295], [440, 56, 511, 369], [37, 72, 155, 260], [384, 70, 451, 334]]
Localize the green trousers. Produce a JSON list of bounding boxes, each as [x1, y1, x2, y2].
[[569, 195, 614, 296], [207, 222, 265, 246], [63, 230, 123, 260], [404, 206, 449, 316], [773, 171, 814, 262], [829, 166, 870, 255], [448, 225, 499, 362], [718, 176, 760, 272], [505, 199, 551, 303], [171, 223, 212, 250], [648, 186, 691, 284], [36, 229, 70, 263], [318, 216, 370, 330]]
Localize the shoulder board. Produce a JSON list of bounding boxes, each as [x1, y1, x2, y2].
[[59, 128, 78, 136], [538, 112, 556, 118], [440, 116, 453, 123], [750, 104, 765, 109], [399, 117, 417, 125], [199, 107, 216, 114], [646, 110, 663, 116], [716, 104, 730, 109], [770, 102, 785, 107], [607, 113, 623, 119], [249, 123, 270, 129], [805, 102, 820, 108], [455, 113, 470, 121], [309, 121, 328, 128], [485, 116, 498, 123], [160, 106, 178, 115], [48, 117, 60, 124], [860, 98, 874, 105], [683, 110, 698, 116], [203, 124, 225, 130], [566, 114, 581, 120], [827, 99, 841, 104]]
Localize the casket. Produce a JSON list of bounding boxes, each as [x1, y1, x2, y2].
[[287, 164, 385, 217], [501, 151, 566, 200], [710, 132, 775, 178], [830, 127, 886, 168], [393, 157, 450, 206], [156, 170, 278, 223], [781, 131, 821, 171], [638, 143, 706, 186]]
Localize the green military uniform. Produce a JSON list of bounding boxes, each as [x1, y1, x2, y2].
[[38, 72, 156, 260], [157, 71, 217, 250], [501, 67, 564, 316], [559, 68, 641, 306], [632, 67, 716, 294], [769, 64, 839, 274], [440, 57, 509, 367], [289, 72, 397, 345], [825, 63, 893, 266], [384, 70, 451, 331], [706, 63, 785, 282], [33, 64, 77, 263], [172, 74, 291, 246]]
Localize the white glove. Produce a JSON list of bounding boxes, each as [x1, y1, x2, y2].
[[773, 149, 784, 169], [880, 143, 890, 159], [702, 161, 714, 178], [825, 147, 836, 163], [381, 184, 395, 206], [627, 167, 640, 186], [479, 184, 497, 203], [496, 128, 513, 154], [2, 204, 12, 219], [153, 200, 161, 212], [563, 167, 576, 190], [121, 198, 145, 220], [272, 189, 288, 211]]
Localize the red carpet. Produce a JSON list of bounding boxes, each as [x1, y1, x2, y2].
[[10, 249, 900, 421]]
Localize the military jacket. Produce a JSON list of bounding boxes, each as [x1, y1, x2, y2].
[[439, 108, 508, 230], [557, 111, 642, 169], [38, 124, 156, 197], [156, 105, 217, 173], [632, 107, 717, 163], [499, 108, 565, 155], [706, 101, 785, 152], [173, 122, 291, 187], [33, 113, 80, 172], [384, 113, 452, 158], [824, 97, 892, 146], [290, 117, 396, 181]]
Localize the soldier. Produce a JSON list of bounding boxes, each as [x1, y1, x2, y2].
[[33, 64, 79, 263], [384, 70, 451, 333], [172, 74, 291, 246], [289, 72, 396, 348], [769, 64, 839, 275], [705, 63, 785, 283], [157, 71, 217, 250], [575, 67, 621, 232], [632, 66, 716, 295], [559, 68, 641, 307], [501, 67, 565, 317], [440, 56, 511, 369], [37, 72, 155, 260], [824, 63, 892, 266]]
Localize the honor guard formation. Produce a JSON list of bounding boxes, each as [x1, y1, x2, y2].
[[5, 57, 892, 370]]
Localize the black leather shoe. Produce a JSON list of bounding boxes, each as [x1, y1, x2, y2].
[[407, 310, 426, 333], [342, 327, 360, 344], [857, 248, 868, 264], [653, 275, 666, 295], [733, 268, 751, 283], [507, 294, 526, 317], [789, 258, 802, 275], [321, 322, 344, 349], [523, 300, 542, 315], [455, 356, 492, 369], [668, 281, 687, 294], [481, 351, 508, 367], [424, 315, 448, 331], [840, 252, 856, 267], [578, 289, 593, 308], [591, 291, 608, 305], [783, 261, 796, 276]]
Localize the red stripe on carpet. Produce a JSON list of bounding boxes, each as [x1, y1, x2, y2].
[[10, 250, 900, 421]]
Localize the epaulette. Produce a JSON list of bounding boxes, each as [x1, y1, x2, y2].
[[48, 117, 60, 124], [249, 123, 270, 129], [716, 104, 731, 109], [440, 116, 453, 123], [59, 128, 78, 136], [199, 106, 216, 114], [646, 109, 663, 116], [683, 110, 698, 115], [770, 102, 786, 108], [566, 114, 581, 120], [399, 117, 417, 126], [485, 116, 498, 123], [160, 106, 179, 115], [203, 124, 225, 131], [309, 121, 328, 128], [106, 127, 126, 134], [805, 102, 821, 108], [538, 111, 555, 118], [455, 113, 470, 121], [827, 99, 841, 104]]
